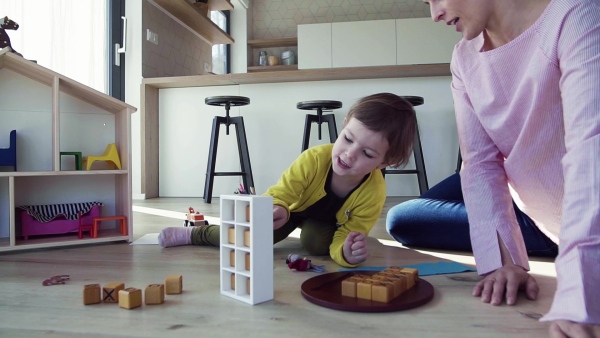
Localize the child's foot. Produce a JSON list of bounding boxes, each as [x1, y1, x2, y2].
[[158, 227, 192, 247]]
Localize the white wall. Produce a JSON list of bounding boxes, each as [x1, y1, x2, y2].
[[158, 76, 458, 197]]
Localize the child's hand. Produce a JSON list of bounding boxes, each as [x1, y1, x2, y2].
[[272, 205, 287, 230], [342, 232, 369, 265]]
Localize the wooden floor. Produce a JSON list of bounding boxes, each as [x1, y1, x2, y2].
[[0, 197, 557, 337]]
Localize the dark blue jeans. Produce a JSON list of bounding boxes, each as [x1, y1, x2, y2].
[[386, 173, 558, 257]]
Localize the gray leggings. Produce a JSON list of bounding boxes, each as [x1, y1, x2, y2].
[[191, 215, 337, 256]]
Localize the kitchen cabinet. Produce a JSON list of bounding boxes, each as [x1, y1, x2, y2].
[[0, 50, 136, 253], [298, 23, 332, 70], [297, 18, 461, 70], [332, 20, 397, 68], [396, 18, 462, 65]]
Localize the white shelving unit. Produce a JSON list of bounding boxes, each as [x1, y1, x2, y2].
[[0, 50, 136, 252], [219, 195, 273, 305]]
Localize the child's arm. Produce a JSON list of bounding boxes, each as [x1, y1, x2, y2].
[[342, 232, 369, 265], [272, 205, 287, 230]]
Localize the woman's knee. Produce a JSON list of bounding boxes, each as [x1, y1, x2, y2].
[[299, 219, 336, 256]]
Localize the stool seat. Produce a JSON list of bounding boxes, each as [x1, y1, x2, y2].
[[297, 100, 342, 111], [205, 96, 250, 107], [298, 100, 341, 152]]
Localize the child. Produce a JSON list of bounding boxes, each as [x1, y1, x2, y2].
[[159, 93, 417, 267]]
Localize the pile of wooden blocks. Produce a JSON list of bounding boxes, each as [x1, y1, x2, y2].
[[341, 267, 419, 303], [83, 274, 183, 309]]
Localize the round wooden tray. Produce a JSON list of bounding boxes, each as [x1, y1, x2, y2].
[[301, 271, 434, 312]]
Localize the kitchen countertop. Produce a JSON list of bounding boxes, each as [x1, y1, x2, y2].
[[142, 64, 451, 89]]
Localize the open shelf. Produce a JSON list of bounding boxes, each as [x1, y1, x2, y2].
[[247, 38, 298, 49], [208, 0, 234, 11], [247, 65, 298, 73], [152, 0, 234, 45]]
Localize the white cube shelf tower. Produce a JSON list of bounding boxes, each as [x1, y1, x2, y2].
[[220, 195, 273, 305]]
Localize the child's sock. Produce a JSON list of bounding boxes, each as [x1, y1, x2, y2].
[[158, 227, 192, 247]]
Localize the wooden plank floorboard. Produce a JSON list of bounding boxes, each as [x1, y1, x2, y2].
[[0, 197, 557, 337]]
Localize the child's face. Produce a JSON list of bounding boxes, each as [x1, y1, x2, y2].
[[331, 117, 390, 179]]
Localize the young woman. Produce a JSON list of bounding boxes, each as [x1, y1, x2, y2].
[[387, 0, 600, 336]]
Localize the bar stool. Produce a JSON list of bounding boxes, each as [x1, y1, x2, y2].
[[297, 100, 342, 152], [203, 96, 254, 204], [382, 96, 429, 195]]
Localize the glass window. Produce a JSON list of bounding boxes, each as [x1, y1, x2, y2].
[[210, 10, 229, 75]]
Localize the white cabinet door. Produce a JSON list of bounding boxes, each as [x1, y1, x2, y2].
[[298, 23, 332, 70], [332, 19, 396, 68], [396, 18, 462, 65]]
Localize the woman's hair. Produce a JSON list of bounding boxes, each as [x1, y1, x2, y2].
[[345, 93, 417, 168]]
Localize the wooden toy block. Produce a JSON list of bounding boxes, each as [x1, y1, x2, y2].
[[103, 282, 125, 303], [356, 280, 374, 300], [119, 287, 142, 309], [165, 275, 183, 294], [401, 267, 419, 283], [229, 250, 235, 267], [341, 279, 357, 298], [397, 272, 414, 289], [243, 229, 250, 247], [245, 252, 250, 271], [145, 284, 165, 305], [245, 204, 250, 222], [246, 277, 250, 295], [230, 273, 235, 290], [372, 282, 394, 303], [227, 227, 235, 244], [83, 283, 101, 305]]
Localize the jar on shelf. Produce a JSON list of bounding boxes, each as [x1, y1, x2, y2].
[[281, 50, 295, 65], [258, 50, 268, 66]]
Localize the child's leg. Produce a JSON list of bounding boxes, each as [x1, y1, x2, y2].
[[158, 227, 193, 247], [298, 218, 338, 255], [158, 224, 220, 247], [190, 224, 220, 246]]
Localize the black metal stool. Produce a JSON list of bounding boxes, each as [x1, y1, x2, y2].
[[297, 100, 342, 152], [382, 96, 429, 195], [203, 96, 254, 204]]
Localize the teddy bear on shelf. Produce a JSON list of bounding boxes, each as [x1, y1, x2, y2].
[[1, 16, 22, 57]]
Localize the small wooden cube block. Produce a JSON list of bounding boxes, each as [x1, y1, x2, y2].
[[119, 287, 142, 309], [372, 282, 394, 303], [229, 250, 235, 267], [243, 229, 250, 247], [230, 273, 235, 290], [246, 277, 250, 295], [245, 252, 250, 271], [356, 280, 373, 300], [103, 282, 125, 303], [401, 268, 419, 283], [341, 279, 357, 298], [398, 272, 415, 289], [394, 274, 410, 291], [245, 204, 250, 222], [83, 283, 101, 305], [165, 275, 183, 294], [145, 284, 165, 305], [227, 227, 235, 244]]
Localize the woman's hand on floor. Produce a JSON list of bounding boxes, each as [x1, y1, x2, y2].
[[549, 320, 600, 338], [342, 231, 369, 265], [472, 264, 539, 305]]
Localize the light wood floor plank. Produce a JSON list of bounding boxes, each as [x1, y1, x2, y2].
[[0, 197, 557, 337]]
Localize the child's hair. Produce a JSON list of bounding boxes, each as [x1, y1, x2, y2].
[[345, 93, 417, 168]]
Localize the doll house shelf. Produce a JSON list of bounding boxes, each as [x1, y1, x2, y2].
[[0, 49, 136, 252], [219, 195, 273, 305]]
